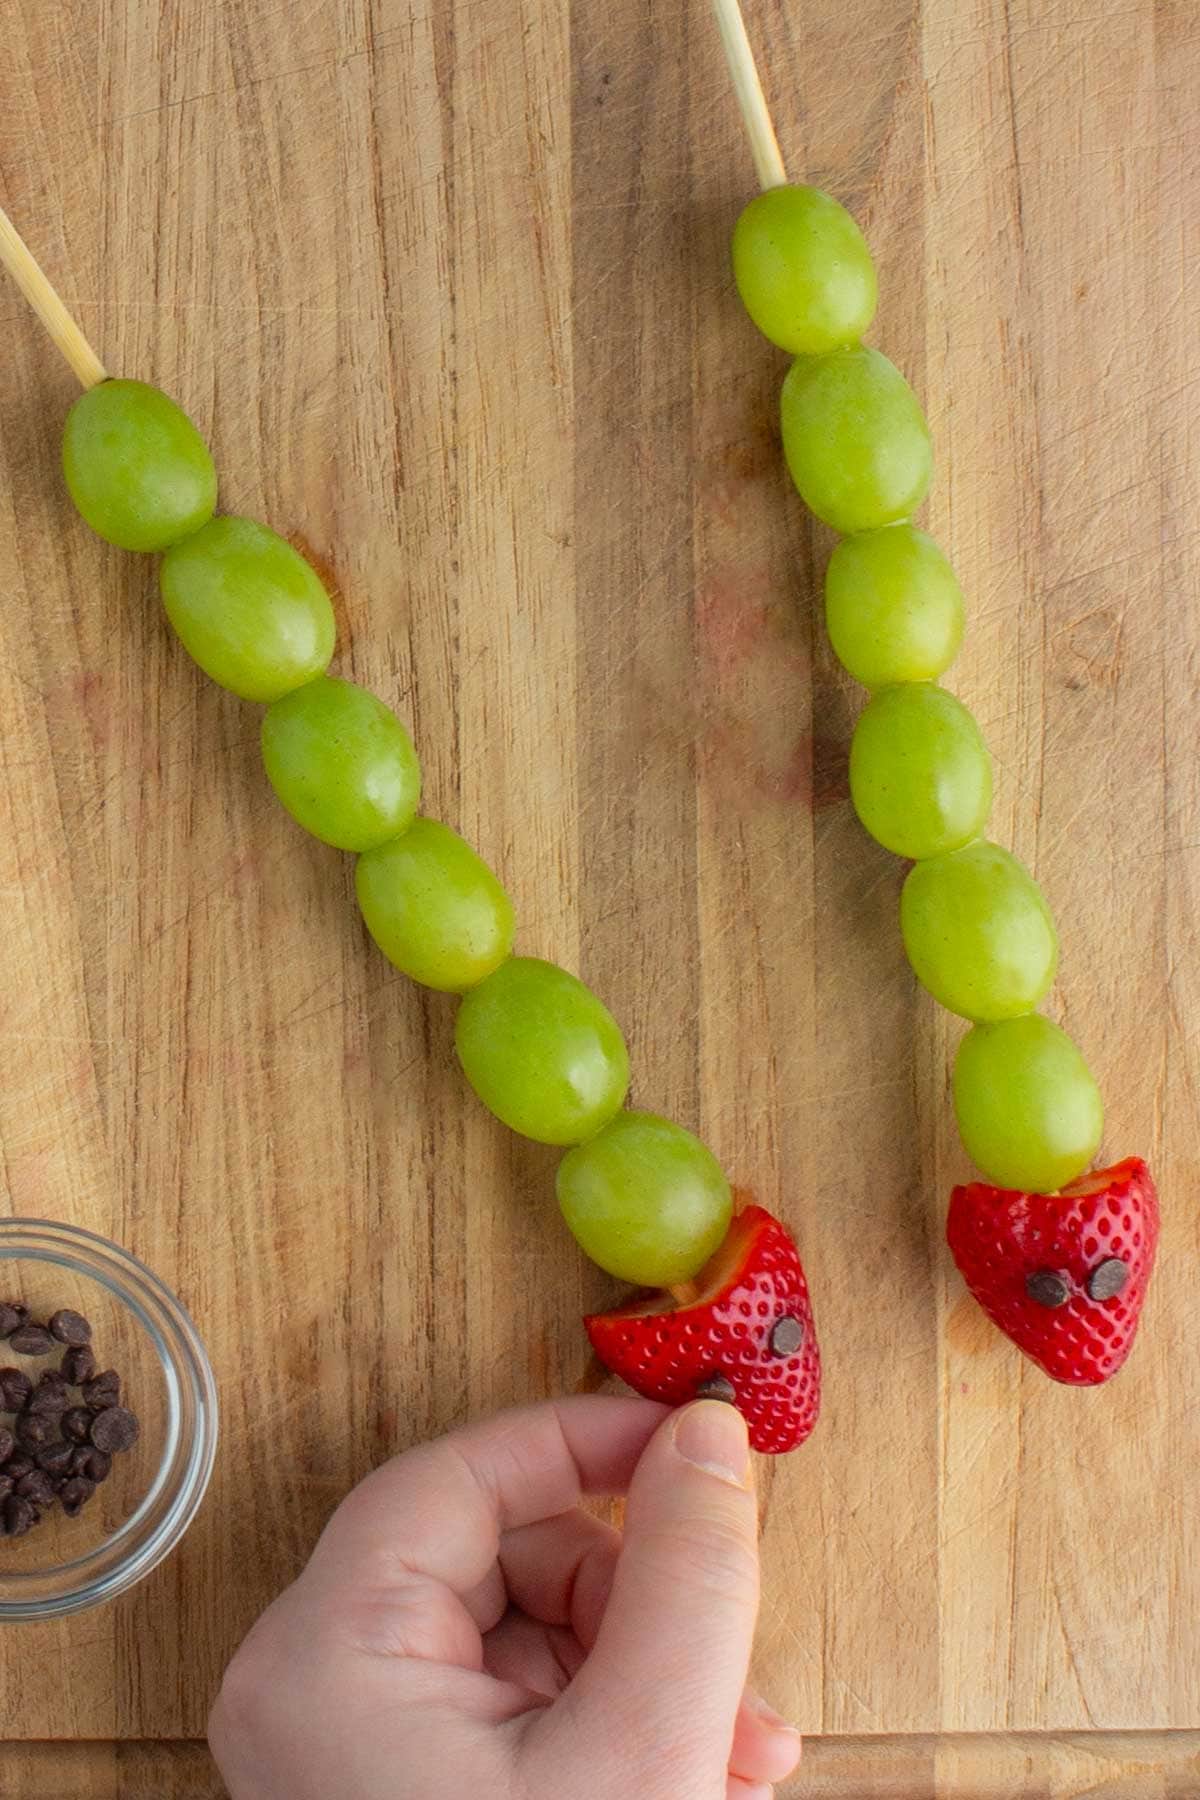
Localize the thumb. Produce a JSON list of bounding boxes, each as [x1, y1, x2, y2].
[[539, 1400, 760, 1796]]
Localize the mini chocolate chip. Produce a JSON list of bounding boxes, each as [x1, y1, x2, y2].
[[48, 1309, 91, 1347], [1087, 1257, 1129, 1302], [0, 1368, 32, 1411], [0, 1428, 13, 1465], [0, 1304, 26, 1339], [15, 1410, 53, 1448], [3, 1494, 37, 1537], [82, 1372, 120, 1412], [1026, 1270, 1070, 1309], [71, 1446, 111, 1483], [695, 1374, 737, 1404], [9, 1323, 54, 1357], [36, 1441, 75, 1479], [59, 1477, 94, 1518], [61, 1346, 96, 1387], [0, 1475, 12, 1503], [90, 1406, 139, 1454], [62, 1408, 93, 1444], [30, 1372, 69, 1415], [2, 1454, 33, 1482], [16, 1469, 56, 1507], [768, 1315, 805, 1357]]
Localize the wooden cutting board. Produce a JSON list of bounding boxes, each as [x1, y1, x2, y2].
[[0, 0, 1196, 1792]]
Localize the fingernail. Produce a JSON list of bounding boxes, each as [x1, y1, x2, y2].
[[746, 1690, 802, 1739], [672, 1399, 751, 1487]]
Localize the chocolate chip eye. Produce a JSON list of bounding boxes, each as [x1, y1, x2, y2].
[[1026, 1270, 1070, 1308], [696, 1374, 736, 1404], [1087, 1258, 1129, 1301], [768, 1316, 804, 1357]]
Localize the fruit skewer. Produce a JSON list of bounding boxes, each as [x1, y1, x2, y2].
[[0, 81, 821, 1453], [716, 0, 1158, 1382]]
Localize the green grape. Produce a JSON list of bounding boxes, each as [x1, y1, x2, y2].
[[62, 379, 217, 552], [780, 347, 932, 533], [455, 957, 629, 1145], [901, 841, 1058, 1021], [261, 675, 421, 852], [953, 1014, 1103, 1192], [356, 818, 514, 993], [160, 516, 336, 702], [557, 1110, 732, 1286], [825, 525, 965, 688], [849, 683, 991, 859], [732, 184, 877, 355]]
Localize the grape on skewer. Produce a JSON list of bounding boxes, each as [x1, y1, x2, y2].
[[824, 524, 965, 688], [161, 517, 337, 702], [356, 819, 515, 994]]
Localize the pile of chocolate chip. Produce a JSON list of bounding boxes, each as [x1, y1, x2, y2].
[[0, 1303, 139, 1540]]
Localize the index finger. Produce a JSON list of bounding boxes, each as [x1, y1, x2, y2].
[[308, 1396, 668, 1598]]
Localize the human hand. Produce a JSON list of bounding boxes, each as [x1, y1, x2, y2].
[[209, 1395, 802, 1799]]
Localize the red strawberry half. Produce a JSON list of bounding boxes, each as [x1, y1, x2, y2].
[[585, 1204, 820, 1454], [947, 1157, 1159, 1385]]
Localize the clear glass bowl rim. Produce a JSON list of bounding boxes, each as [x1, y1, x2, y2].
[[0, 1217, 218, 1621]]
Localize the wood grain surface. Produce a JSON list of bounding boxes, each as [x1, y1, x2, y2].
[[5, 1732, 1200, 1800], [0, 0, 1196, 1791]]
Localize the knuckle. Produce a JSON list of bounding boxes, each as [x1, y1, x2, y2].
[[338, 1578, 439, 1659]]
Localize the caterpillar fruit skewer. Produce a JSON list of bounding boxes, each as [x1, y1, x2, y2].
[[714, 0, 1157, 1383], [0, 184, 821, 1450]]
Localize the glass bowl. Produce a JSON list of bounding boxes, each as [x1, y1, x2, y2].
[[0, 1219, 217, 1620]]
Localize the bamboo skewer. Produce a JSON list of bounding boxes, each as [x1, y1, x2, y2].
[[0, 205, 106, 390], [710, 0, 788, 191], [668, 1281, 701, 1305]]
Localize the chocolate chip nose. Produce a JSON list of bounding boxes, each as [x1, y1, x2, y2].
[[695, 1374, 736, 1404], [768, 1315, 804, 1356], [1026, 1270, 1070, 1308], [1087, 1258, 1129, 1301]]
